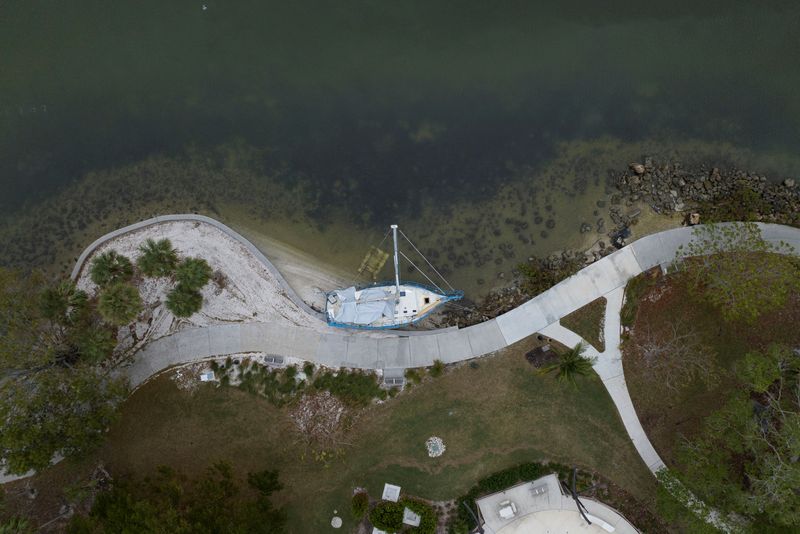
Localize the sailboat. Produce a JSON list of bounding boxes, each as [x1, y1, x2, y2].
[[326, 225, 463, 329]]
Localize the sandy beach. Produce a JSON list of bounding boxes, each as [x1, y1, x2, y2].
[[75, 219, 352, 356]]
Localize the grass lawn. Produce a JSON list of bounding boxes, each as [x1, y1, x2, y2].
[[9, 337, 657, 533], [561, 296, 606, 351], [622, 270, 800, 465]]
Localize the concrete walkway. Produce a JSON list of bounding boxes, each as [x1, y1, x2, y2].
[[4, 218, 798, 485], [112, 218, 798, 481]]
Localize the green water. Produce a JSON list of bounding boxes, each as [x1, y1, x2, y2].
[[2, 1, 800, 294]]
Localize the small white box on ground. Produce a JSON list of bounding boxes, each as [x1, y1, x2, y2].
[[199, 371, 216, 382], [381, 483, 401, 502], [402, 507, 421, 527]]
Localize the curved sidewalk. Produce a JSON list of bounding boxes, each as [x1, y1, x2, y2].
[[125, 221, 800, 386]]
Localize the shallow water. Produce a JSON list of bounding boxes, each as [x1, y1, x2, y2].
[[2, 1, 800, 297]]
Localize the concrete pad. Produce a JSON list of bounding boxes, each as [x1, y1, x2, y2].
[[290, 328, 321, 360], [464, 320, 507, 356], [408, 335, 440, 367], [177, 328, 212, 359], [315, 334, 348, 368], [208, 324, 242, 355], [345, 337, 379, 369], [239, 322, 270, 352], [547, 276, 598, 317], [261, 322, 299, 357], [378, 337, 411, 369], [495, 299, 552, 346], [435, 329, 473, 364]]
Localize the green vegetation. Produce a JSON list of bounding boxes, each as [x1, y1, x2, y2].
[[31, 341, 654, 532], [404, 368, 424, 385], [0, 269, 127, 474], [677, 222, 800, 323], [369, 500, 405, 531], [620, 271, 657, 327], [368, 498, 437, 533], [654, 470, 719, 534], [136, 238, 179, 277], [213, 361, 303, 407], [39, 279, 88, 324], [0, 517, 32, 534], [698, 181, 773, 224], [517, 257, 583, 297], [175, 257, 213, 291], [89, 250, 134, 287], [66, 462, 286, 533], [429, 359, 445, 378], [351, 492, 369, 519], [97, 282, 143, 325], [624, 263, 800, 461], [676, 344, 800, 528], [166, 283, 203, 318], [313, 369, 387, 406], [560, 297, 606, 351], [541, 342, 596, 385]]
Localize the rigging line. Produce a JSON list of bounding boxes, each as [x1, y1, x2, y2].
[[398, 250, 444, 294], [398, 229, 456, 291]]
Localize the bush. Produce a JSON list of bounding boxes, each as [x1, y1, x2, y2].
[[621, 272, 656, 327], [166, 284, 203, 317], [401, 498, 437, 534], [137, 238, 179, 277], [176, 257, 213, 291], [303, 362, 315, 377], [313, 369, 386, 406], [429, 359, 445, 378], [97, 283, 142, 325], [90, 250, 134, 287], [351, 492, 369, 519], [369, 501, 404, 532], [404, 368, 423, 384]]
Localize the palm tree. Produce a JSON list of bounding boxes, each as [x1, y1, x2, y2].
[[71, 324, 117, 364], [39, 279, 88, 325], [542, 342, 596, 385], [166, 284, 203, 317], [137, 238, 179, 277], [90, 250, 134, 287], [175, 257, 213, 291], [97, 283, 142, 326]]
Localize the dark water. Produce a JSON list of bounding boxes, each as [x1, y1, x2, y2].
[[2, 1, 800, 266]]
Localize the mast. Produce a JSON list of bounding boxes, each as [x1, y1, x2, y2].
[[391, 224, 400, 297]]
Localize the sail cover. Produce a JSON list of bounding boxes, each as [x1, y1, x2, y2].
[[332, 286, 396, 325]]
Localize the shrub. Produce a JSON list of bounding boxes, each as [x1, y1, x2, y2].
[[97, 283, 142, 325], [303, 362, 315, 377], [166, 284, 203, 317], [313, 369, 386, 406], [351, 492, 369, 519], [402, 498, 437, 534], [369, 501, 404, 532], [429, 359, 445, 378], [137, 238, 179, 277], [404, 368, 423, 384], [90, 250, 133, 287], [176, 257, 213, 291]]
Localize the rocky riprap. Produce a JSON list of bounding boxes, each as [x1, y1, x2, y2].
[[615, 157, 800, 225], [439, 157, 800, 329]]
